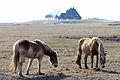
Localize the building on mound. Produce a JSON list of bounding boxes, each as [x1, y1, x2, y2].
[[59, 8, 82, 20]]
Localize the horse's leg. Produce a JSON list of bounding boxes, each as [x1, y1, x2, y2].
[[26, 58, 33, 75], [91, 55, 94, 68], [38, 56, 44, 75], [78, 51, 82, 69], [96, 54, 99, 68], [19, 62, 23, 77], [19, 53, 25, 77], [84, 54, 89, 69]]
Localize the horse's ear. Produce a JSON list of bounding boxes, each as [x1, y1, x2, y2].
[[34, 40, 39, 43], [54, 50, 58, 56], [34, 40, 42, 45], [53, 49, 58, 53], [34, 39, 40, 43]]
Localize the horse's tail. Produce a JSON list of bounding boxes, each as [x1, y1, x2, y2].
[[9, 42, 20, 73], [74, 39, 84, 64], [74, 54, 82, 65]]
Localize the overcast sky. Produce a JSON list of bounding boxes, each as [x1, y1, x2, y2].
[[0, 0, 120, 22]]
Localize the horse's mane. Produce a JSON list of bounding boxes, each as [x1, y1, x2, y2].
[[34, 39, 54, 53], [89, 37, 105, 55]]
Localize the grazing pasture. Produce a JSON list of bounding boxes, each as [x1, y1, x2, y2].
[[0, 21, 120, 80]]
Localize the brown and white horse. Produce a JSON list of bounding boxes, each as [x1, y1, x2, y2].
[[9, 39, 58, 77], [75, 37, 106, 69]]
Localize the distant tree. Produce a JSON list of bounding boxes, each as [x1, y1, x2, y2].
[[55, 15, 60, 20], [45, 14, 54, 20]]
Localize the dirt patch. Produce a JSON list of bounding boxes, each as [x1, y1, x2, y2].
[[0, 23, 120, 80]]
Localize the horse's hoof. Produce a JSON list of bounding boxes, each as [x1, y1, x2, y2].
[[79, 67, 82, 69], [26, 73, 29, 75], [39, 72, 44, 75], [93, 68, 100, 71], [91, 67, 93, 69], [19, 74, 24, 77], [85, 67, 89, 69]]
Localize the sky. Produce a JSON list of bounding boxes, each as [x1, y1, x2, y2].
[[0, 0, 120, 23]]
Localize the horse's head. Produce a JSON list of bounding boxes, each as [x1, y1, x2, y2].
[[50, 51, 58, 68], [100, 53, 106, 68]]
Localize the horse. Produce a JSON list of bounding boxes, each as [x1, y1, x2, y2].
[[9, 39, 58, 77], [74, 37, 106, 69]]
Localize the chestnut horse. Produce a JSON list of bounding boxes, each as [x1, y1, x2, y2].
[[75, 37, 106, 69], [9, 39, 58, 77]]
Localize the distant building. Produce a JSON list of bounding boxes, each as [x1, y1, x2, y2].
[[59, 8, 81, 20]]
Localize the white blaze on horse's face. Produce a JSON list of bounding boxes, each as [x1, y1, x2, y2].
[[50, 51, 58, 68]]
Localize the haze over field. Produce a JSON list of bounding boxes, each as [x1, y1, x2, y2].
[[0, 0, 120, 23]]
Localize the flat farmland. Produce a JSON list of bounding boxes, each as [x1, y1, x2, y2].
[[0, 22, 120, 80]]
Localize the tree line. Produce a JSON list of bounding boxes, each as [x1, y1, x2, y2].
[[45, 14, 59, 20]]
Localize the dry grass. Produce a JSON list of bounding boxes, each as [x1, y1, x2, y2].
[[0, 22, 120, 80]]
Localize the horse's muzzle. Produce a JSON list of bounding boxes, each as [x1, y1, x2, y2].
[[53, 63, 58, 68], [101, 64, 105, 68], [102, 65, 105, 68]]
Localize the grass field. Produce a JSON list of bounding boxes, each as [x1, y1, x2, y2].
[[0, 21, 120, 80]]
